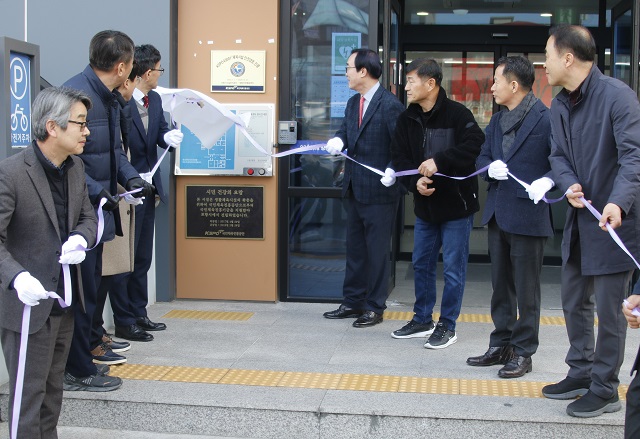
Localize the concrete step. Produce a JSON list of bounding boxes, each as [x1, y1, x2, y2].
[[0, 273, 636, 438]]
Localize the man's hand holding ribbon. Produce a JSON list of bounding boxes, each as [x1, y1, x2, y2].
[[380, 168, 396, 187], [98, 188, 120, 211], [126, 177, 156, 200], [325, 137, 344, 156], [164, 129, 184, 151], [13, 271, 49, 306], [59, 234, 87, 265], [488, 160, 509, 180], [526, 177, 554, 204]]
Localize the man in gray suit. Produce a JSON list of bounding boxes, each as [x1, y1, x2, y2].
[[469, 56, 554, 378], [0, 86, 97, 438], [542, 24, 640, 418], [323, 48, 404, 327]]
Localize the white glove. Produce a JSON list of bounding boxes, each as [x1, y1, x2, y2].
[[164, 129, 183, 150], [380, 168, 396, 187], [140, 172, 153, 184], [488, 160, 509, 180], [526, 177, 554, 204], [124, 193, 144, 205], [325, 137, 344, 156], [13, 272, 49, 306], [59, 235, 88, 265]]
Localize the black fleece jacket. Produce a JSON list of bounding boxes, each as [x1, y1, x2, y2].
[[391, 87, 485, 223]]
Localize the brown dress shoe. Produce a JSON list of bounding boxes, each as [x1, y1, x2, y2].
[[323, 304, 363, 319], [353, 311, 383, 327], [466, 346, 513, 366], [498, 354, 532, 378]]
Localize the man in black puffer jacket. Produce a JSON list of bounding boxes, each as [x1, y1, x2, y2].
[[62, 30, 154, 392], [390, 58, 484, 349]]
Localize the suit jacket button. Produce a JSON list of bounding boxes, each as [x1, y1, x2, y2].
[[55, 250, 61, 256], [52, 277, 57, 283]]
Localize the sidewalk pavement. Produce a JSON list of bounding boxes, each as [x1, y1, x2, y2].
[[1, 262, 638, 438]]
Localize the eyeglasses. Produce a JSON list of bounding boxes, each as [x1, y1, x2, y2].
[[150, 68, 165, 76], [345, 66, 358, 73], [67, 120, 89, 130]]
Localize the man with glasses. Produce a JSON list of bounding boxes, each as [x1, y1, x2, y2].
[[112, 44, 183, 342], [323, 48, 404, 328], [0, 86, 97, 437], [62, 30, 155, 392]]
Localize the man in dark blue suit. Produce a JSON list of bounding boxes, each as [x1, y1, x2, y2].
[[469, 56, 554, 378], [323, 49, 404, 328], [112, 44, 183, 342]]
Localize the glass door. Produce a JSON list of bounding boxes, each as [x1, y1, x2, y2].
[[612, 0, 633, 86], [399, 47, 562, 263]]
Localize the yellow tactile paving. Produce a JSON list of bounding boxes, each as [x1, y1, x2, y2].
[[160, 366, 228, 384], [218, 369, 286, 386], [162, 309, 253, 321], [107, 363, 628, 401], [398, 376, 459, 394], [460, 379, 547, 398], [109, 363, 172, 380], [278, 371, 342, 389], [336, 373, 401, 392], [159, 308, 591, 327], [384, 312, 585, 326]]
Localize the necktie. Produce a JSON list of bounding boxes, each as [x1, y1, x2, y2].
[[142, 95, 149, 109], [358, 95, 365, 127]]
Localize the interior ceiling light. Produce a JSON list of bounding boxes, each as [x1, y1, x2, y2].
[[541, 13, 553, 17], [417, 11, 429, 16], [453, 9, 468, 14]]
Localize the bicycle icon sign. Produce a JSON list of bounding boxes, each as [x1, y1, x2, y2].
[[9, 52, 32, 148], [11, 104, 28, 132]]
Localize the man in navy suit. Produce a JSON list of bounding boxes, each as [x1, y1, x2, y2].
[[323, 49, 404, 328], [469, 56, 554, 378], [112, 44, 183, 342]]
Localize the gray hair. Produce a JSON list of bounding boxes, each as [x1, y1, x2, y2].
[[32, 86, 92, 141]]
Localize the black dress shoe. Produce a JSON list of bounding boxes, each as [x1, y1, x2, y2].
[[136, 316, 167, 331], [498, 353, 532, 378], [466, 346, 513, 366], [353, 310, 383, 328], [115, 324, 154, 342], [323, 304, 363, 319]]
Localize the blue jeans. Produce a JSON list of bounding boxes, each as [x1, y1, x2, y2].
[[412, 215, 473, 330]]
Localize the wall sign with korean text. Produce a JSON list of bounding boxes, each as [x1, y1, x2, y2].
[[211, 50, 266, 93], [185, 185, 264, 239]]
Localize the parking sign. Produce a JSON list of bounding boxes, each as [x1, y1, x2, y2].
[[10, 52, 31, 148]]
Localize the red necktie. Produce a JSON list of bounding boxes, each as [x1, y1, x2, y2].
[[358, 95, 365, 127], [142, 95, 149, 109]]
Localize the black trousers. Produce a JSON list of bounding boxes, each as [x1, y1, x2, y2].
[[341, 197, 398, 314], [65, 244, 102, 377], [487, 220, 546, 357]]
